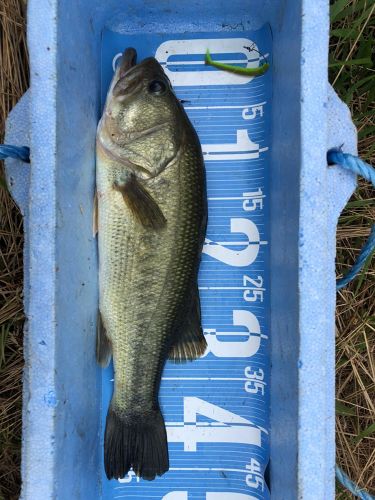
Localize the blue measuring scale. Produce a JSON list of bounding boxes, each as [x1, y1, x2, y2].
[[101, 27, 272, 500]]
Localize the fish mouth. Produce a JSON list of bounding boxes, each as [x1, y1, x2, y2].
[[117, 48, 161, 79], [118, 47, 137, 78], [112, 48, 165, 99]]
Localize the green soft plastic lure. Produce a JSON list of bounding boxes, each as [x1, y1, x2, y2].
[[205, 48, 269, 76]]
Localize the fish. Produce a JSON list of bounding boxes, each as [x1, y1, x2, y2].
[[96, 47, 208, 481]]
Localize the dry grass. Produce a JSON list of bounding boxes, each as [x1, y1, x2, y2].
[[335, 194, 375, 499], [330, 0, 375, 496], [0, 0, 373, 499], [0, 1, 28, 499], [335, 188, 375, 498]]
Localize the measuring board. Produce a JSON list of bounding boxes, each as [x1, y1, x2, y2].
[[100, 26, 272, 500]]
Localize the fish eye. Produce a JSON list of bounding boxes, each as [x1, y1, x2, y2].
[[148, 80, 167, 95]]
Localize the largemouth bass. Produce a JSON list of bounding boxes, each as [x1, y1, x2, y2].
[[96, 48, 207, 481]]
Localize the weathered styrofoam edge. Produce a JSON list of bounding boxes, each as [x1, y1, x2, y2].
[[4, 88, 31, 327], [299, 84, 357, 500], [4, 90, 30, 216], [297, 3, 356, 499], [4, 90, 30, 314], [324, 83, 357, 498], [19, 1, 58, 498], [327, 84, 357, 216]]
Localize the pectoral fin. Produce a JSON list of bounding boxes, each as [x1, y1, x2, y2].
[[114, 175, 166, 230], [168, 287, 207, 362], [96, 311, 112, 368]]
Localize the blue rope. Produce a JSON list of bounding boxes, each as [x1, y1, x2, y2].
[[0, 144, 30, 163], [329, 148, 375, 499], [336, 225, 375, 289], [336, 466, 375, 500], [328, 148, 375, 185], [327, 148, 375, 291]]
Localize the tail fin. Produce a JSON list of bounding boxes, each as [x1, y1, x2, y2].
[[104, 406, 169, 481]]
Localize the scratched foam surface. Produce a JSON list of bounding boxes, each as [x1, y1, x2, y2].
[[101, 26, 272, 500]]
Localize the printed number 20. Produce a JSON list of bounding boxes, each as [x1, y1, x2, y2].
[[203, 218, 260, 267]]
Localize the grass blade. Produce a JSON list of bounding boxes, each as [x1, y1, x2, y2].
[[336, 400, 357, 416], [329, 57, 373, 68], [353, 423, 375, 444], [330, 0, 353, 22]]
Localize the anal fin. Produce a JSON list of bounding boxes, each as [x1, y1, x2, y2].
[[96, 311, 112, 367], [168, 288, 207, 362]]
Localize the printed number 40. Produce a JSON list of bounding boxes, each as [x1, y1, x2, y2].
[[166, 397, 262, 452]]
